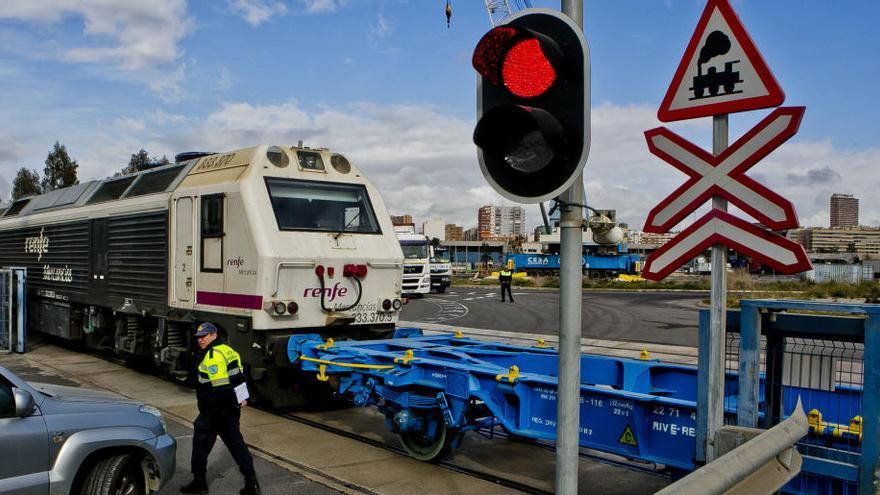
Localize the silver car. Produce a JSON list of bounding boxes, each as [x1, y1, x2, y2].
[[0, 364, 176, 495]]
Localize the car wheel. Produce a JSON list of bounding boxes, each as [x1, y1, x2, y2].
[[81, 454, 144, 495]]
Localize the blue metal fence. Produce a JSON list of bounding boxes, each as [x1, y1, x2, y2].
[[701, 300, 879, 495]]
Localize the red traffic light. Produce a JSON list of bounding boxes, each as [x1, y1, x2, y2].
[[472, 10, 590, 204], [473, 26, 559, 98]]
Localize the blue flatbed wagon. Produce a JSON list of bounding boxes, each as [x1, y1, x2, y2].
[[287, 328, 865, 492]]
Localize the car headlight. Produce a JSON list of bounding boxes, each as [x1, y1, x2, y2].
[[140, 405, 167, 432]]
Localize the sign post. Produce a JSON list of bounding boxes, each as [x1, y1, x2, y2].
[[643, 0, 811, 464], [706, 114, 728, 462]]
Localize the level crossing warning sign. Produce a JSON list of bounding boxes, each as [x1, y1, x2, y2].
[[657, 0, 784, 122], [642, 210, 811, 281], [644, 107, 804, 234]]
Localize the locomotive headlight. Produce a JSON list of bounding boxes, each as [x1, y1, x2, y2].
[[330, 154, 351, 174], [287, 301, 299, 314], [382, 299, 392, 311], [267, 145, 289, 168], [392, 299, 402, 311], [273, 301, 287, 315]]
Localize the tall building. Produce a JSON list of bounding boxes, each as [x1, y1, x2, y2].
[[445, 224, 464, 241], [422, 218, 445, 240], [830, 193, 859, 227], [477, 205, 525, 240], [390, 214, 413, 226]]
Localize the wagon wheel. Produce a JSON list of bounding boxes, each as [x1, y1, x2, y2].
[[398, 421, 454, 462]]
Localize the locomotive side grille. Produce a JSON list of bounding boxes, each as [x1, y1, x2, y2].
[[0, 220, 91, 298], [106, 211, 168, 310]]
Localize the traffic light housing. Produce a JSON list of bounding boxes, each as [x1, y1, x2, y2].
[[473, 9, 590, 203]]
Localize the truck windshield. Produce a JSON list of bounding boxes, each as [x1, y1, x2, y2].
[[431, 250, 450, 263], [401, 243, 428, 259], [265, 178, 380, 233]]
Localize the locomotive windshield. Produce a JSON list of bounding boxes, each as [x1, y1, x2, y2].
[[265, 178, 381, 233]]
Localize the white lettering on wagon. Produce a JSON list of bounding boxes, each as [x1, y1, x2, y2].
[[652, 421, 696, 437]]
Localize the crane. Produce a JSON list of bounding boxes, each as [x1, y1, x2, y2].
[[484, 0, 532, 26]]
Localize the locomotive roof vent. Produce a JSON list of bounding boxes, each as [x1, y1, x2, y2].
[[175, 151, 217, 163], [87, 176, 136, 205], [3, 197, 30, 217], [126, 164, 186, 197]]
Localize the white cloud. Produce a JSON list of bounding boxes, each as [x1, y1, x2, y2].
[[228, 0, 288, 26], [300, 0, 346, 14], [154, 109, 188, 125], [112, 117, 146, 132], [370, 14, 392, 40], [148, 61, 188, 104], [217, 66, 233, 91], [0, 134, 26, 163], [0, 0, 192, 100], [2, 98, 875, 233]]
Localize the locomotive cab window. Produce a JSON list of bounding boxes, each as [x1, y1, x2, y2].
[[200, 194, 224, 272], [265, 178, 380, 234]]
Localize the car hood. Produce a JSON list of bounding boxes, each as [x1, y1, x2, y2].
[[30, 382, 141, 405]]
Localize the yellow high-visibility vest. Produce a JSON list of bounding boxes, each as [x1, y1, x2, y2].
[[197, 344, 242, 387]]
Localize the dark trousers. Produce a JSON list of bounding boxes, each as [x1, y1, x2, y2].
[[191, 407, 255, 480], [500, 281, 513, 302]]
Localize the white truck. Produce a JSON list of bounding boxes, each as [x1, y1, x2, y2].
[[395, 226, 431, 296], [429, 246, 452, 293]]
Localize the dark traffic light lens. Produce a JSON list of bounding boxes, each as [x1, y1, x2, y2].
[[474, 105, 563, 174], [503, 39, 556, 98], [472, 26, 518, 86], [505, 129, 554, 172]]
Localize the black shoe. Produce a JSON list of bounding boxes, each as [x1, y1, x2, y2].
[[240, 475, 261, 495], [181, 479, 209, 494]]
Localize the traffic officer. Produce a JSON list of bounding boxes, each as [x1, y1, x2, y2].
[[181, 323, 261, 495], [499, 267, 514, 302]]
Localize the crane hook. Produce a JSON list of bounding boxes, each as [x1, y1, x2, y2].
[[445, 0, 452, 28]]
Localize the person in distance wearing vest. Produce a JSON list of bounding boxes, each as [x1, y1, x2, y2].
[[499, 268, 514, 303], [181, 322, 261, 495]]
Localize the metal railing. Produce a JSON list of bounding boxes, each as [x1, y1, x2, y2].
[[657, 400, 808, 495], [706, 300, 879, 494]]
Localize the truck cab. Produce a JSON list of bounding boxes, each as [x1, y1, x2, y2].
[[395, 226, 431, 296], [429, 246, 451, 293]]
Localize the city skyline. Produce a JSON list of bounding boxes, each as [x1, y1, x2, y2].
[[0, 1, 876, 232]]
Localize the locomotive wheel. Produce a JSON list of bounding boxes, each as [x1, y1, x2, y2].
[[398, 422, 453, 462]]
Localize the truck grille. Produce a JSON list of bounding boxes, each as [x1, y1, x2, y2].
[[403, 265, 423, 274]]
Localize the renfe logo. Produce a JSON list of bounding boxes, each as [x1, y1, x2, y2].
[[25, 227, 50, 261], [303, 282, 349, 302]]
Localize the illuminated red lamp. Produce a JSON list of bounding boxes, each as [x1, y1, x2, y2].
[[472, 26, 559, 98]]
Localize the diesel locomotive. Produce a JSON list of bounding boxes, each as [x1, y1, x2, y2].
[[0, 145, 405, 407]]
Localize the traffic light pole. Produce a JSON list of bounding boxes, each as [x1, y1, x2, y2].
[[557, 4, 584, 495]]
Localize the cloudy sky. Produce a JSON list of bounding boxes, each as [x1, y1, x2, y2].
[[0, 0, 877, 233]]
